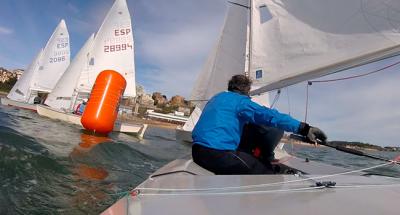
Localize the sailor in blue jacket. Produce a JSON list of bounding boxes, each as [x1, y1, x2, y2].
[[192, 75, 327, 174]]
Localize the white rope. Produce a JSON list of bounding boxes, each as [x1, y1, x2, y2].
[[139, 186, 325, 196], [137, 161, 397, 192], [136, 183, 400, 197]]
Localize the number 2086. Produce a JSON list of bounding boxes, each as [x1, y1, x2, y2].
[[50, 56, 66, 63]]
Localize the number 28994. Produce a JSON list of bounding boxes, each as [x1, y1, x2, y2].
[[104, 44, 133, 53]]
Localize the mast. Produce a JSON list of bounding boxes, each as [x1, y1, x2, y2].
[[246, 0, 252, 77]]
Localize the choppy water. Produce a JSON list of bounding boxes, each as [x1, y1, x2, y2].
[[0, 105, 399, 214]]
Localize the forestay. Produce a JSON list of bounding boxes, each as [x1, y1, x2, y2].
[[250, 0, 400, 95]]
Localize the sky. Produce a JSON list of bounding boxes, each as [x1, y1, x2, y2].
[[0, 0, 399, 147]]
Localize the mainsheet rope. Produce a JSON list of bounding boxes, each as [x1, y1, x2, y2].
[[304, 59, 400, 123]]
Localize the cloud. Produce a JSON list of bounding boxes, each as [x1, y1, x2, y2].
[[67, 2, 79, 14], [0, 26, 13, 35], [134, 0, 227, 97], [135, 24, 219, 97]]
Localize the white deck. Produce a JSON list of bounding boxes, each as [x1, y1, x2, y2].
[[102, 154, 400, 215], [147, 111, 188, 123], [0, 97, 37, 111], [36, 105, 147, 137]]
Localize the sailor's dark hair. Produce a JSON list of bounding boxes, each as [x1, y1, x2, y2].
[[228, 75, 252, 95]]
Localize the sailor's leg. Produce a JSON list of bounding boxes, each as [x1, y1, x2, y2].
[[259, 126, 284, 162], [239, 124, 284, 162], [192, 144, 273, 175], [238, 123, 259, 154]]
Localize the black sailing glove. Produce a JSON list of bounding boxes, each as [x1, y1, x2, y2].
[[298, 122, 327, 144]]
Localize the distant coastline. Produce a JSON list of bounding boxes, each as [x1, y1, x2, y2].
[[0, 91, 7, 98], [281, 135, 399, 151]]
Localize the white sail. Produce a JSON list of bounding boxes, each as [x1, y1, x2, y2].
[[250, 0, 400, 95], [30, 19, 70, 92], [45, 34, 95, 110], [7, 50, 43, 102], [181, 106, 203, 132], [180, 0, 249, 132], [7, 19, 70, 102], [76, 0, 136, 97], [190, 0, 249, 102]]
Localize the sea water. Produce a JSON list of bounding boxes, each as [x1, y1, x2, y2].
[[0, 105, 399, 214]]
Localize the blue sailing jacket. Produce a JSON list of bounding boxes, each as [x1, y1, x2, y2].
[[192, 91, 301, 151]]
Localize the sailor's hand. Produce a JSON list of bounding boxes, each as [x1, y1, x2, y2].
[[298, 122, 327, 145], [306, 126, 327, 145]]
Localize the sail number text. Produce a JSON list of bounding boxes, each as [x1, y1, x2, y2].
[[56, 38, 69, 49], [104, 28, 132, 53], [50, 56, 66, 63], [114, 28, 131, 36], [104, 44, 133, 53]]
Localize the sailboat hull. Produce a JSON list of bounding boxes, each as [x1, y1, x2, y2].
[[36, 105, 147, 136], [0, 97, 37, 111], [102, 152, 400, 215]]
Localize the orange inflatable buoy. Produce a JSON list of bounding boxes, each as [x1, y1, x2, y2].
[[81, 70, 126, 134]]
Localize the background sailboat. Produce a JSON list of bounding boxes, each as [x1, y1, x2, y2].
[[37, 0, 145, 136], [45, 0, 135, 111], [44, 34, 95, 111], [103, 0, 400, 214], [0, 20, 70, 111]]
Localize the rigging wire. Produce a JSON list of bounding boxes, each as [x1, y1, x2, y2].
[[286, 87, 291, 116], [270, 89, 281, 108], [304, 59, 400, 122], [304, 82, 311, 123], [309, 60, 400, 84]]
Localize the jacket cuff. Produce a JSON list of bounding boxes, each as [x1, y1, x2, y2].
[[298, 122, 310, 136]]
